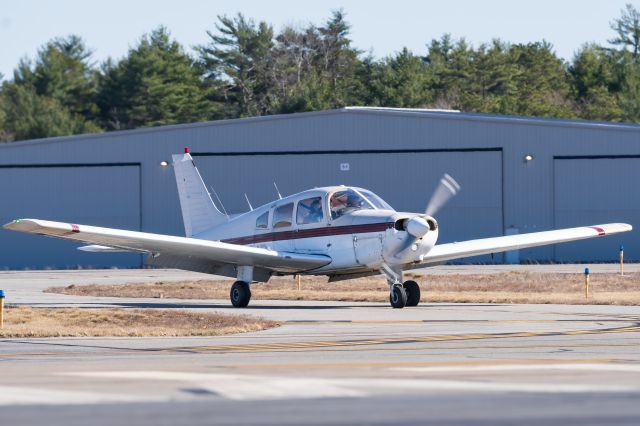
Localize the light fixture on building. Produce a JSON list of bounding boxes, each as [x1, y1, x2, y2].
[[523, 154, 534, 162], [159, 160, 169, 167]]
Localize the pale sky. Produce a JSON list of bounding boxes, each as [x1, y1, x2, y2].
[[0, 0, 636, 80]]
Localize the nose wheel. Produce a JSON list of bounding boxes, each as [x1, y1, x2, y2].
[[381, 263, 421, 308], [390, 284, 407, 308], [403, 280, 421, 307]]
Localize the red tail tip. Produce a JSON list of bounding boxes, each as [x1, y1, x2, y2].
[[184, 146, 189, 154]]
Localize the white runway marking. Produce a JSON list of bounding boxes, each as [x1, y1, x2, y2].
[[0, 385, 165, 406], [64, 371, 366, 400], [63, 369, 640, 401]]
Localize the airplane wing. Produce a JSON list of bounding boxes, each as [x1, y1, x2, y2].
[[3, 219, 331, 278], [418, 223, 632, 266]]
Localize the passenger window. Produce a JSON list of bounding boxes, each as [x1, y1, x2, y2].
[[273, 203, 293, 228], [255, 211, 269, 229], [297, 197, 324, 225]]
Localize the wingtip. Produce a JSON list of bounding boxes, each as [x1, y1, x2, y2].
[[596, 223, 633, 234], [3, 219, 24, 230], [3, 219, 48, 233]]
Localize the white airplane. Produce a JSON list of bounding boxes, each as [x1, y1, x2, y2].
[[4, 148, 632, 308]]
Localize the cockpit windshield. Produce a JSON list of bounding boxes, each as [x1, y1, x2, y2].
[[329, 188, 394, 219], [329, 189, 374, 220], [358, 189, 394, 211]]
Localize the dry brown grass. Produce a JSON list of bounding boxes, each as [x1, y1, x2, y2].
[[45, 271, 640, 305], [0, 306, 277, 338]]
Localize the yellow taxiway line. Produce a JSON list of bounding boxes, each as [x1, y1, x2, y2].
[[172, 324, 640, 353]]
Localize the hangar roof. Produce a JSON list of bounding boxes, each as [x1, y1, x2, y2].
[[1, 106, 639, 149]]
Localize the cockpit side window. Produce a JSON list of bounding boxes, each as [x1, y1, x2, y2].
[[297, 196, 324, 225], [273, 203, 294, 228], [255, 211, 269, 229], [329, 189, 374, 220]]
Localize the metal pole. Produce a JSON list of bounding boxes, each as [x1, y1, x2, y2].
[[584, 268, 590, 300], [297, 275, 301, 291], [620, 245, 624, 276], [0, 290, 5, 329]]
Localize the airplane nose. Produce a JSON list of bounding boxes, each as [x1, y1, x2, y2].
[[405, 216, 430, 239]]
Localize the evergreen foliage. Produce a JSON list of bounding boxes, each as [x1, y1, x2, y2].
[[97, 27, 212, 130], [1, 7, 640, 142]]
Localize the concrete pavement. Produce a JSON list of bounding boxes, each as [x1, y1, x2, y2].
[[1, 267, 639, 425]]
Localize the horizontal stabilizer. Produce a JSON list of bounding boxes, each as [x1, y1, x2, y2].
[[78, 245, 134, 253]]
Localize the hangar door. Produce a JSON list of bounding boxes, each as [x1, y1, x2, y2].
[[554, 158, 639, 261], [0, 165, 142, 269], [195, 150, 503, 262]]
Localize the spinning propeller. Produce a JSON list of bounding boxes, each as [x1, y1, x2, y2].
[[393, 173, 461, 258], [425, 173, 461, 218]]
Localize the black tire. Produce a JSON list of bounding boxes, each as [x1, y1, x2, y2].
[[230, 281, 251, 308], [389, 284, 407, 308], [403, 280, 421, 307]]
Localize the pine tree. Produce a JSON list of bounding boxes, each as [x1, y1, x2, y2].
[[367, 48, 433, 107], [98, 26, 213, 130], [609, 3, 640, 61], [197, 14, 276, 117], [0, 35, 100, 141]]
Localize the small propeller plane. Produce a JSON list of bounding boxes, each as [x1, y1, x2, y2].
[[4, 148, 632, 308]]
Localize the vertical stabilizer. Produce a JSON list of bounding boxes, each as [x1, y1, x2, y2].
[[172, 148, 227, 237]]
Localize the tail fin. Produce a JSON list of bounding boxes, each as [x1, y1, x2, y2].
[[172, 148, 227, 237]]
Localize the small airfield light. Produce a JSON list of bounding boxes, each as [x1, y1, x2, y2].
[[523, 154, 534, 162], [159, 161, 169, 167], [0, 290, 5, 329], [184, 146, 189, 154], [584, 268, 590, 300]]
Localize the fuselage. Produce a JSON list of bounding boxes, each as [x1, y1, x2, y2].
[[196, 186, 438, 275]]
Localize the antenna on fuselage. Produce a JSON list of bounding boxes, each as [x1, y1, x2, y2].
[[273, 182, 283, 200], [244, 193, 253, 211], [209, 186, 229, 220]]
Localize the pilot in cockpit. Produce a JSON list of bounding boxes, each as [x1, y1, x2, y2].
[[309, 199, 323, 222], [330, 191, 349, 219]]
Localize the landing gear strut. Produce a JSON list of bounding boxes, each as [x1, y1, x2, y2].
[[230, 281, 251, 307]]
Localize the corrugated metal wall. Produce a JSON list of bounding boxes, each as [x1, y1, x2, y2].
[[0, 164, 142, 268], [0, 108, 638, 268], [554, 157, 640, 261]]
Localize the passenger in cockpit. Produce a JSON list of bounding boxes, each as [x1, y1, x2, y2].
[[309, 199, 323, 222]]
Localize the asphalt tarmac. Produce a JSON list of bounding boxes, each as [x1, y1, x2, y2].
[[1, 267, 639, 425]]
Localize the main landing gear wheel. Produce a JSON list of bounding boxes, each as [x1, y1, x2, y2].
[[390, 284, 408, 309], [230, 281, 251, 308], [403, 280, 421, 307]]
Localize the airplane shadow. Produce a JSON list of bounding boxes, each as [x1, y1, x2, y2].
[[21, 301, 508, 309], [20, 301, 385, 310]]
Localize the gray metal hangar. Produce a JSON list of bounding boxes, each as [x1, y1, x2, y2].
[[0, 107, 638, 269]]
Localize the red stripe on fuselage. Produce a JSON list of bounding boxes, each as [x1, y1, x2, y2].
[[222, 222, 394, 245], [589, 226, 606, 236]]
